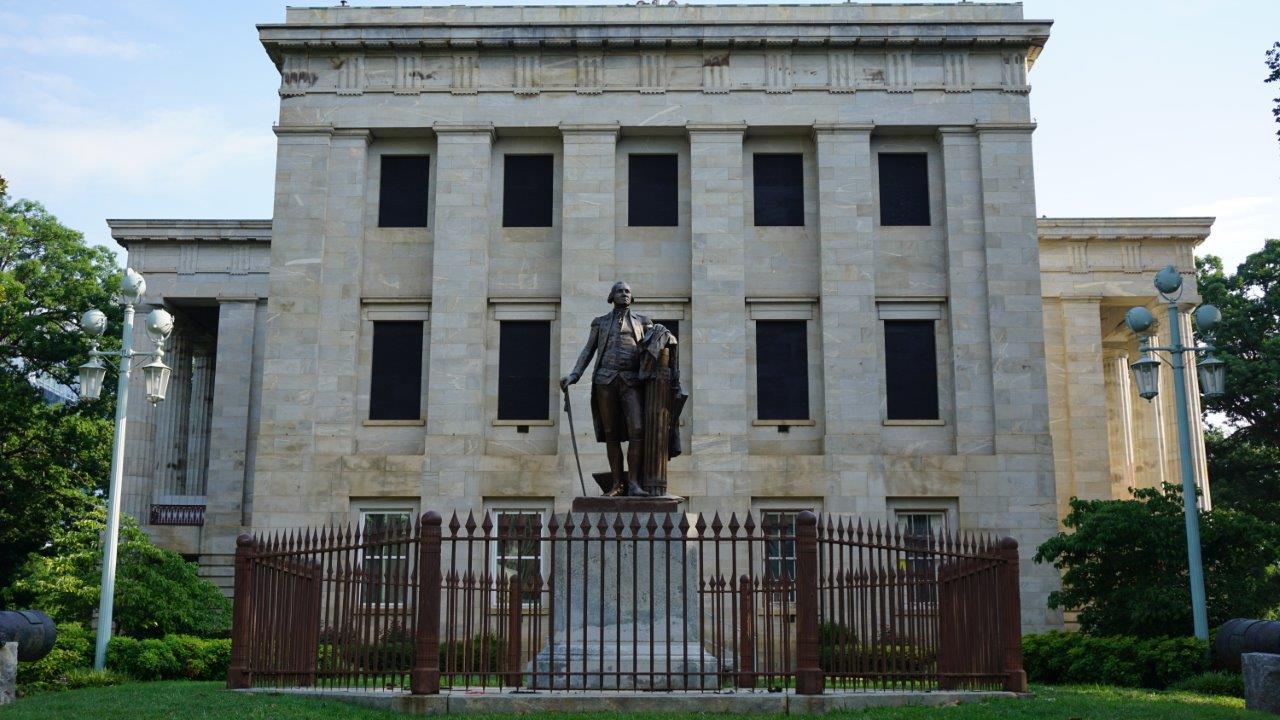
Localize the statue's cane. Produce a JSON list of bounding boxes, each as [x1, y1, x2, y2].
[[563, 388, 589, 496]]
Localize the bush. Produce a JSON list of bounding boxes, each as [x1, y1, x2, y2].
[[1169, 670, 1245, 697], [1022, 632, 1210, 689], [15, 622, 95, 694], [1034, 484, 1280, 638], [106, 634, 230, 681], [3, 507, 232, 638]]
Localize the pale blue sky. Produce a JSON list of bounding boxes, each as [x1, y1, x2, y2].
[[1, 0, 1276, 270]]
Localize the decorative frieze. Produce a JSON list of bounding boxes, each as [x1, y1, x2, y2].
[[702, 53, 730, 93], [828, 51, 856, 93], [886, 51, 913, 92], [334, 53, 364, 95], [230, 244, 250, 276], [1069, 241, 1088, 274], [1122, 242, 1142, 274], [1001, 51, 1029, 92], [451, 53, 478, 94], [943, 51, 970, 92], [280, 54, 316, 96], [639, 52, 667, 93], [576, 52, 603, 94], [765, 50, 793, 93], [395, 55, 425, 95], [514, 53, 541, 95], [179, 244, 198, 275]]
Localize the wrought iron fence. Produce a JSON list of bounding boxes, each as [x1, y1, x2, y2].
[[228, 510, 1024, 694]]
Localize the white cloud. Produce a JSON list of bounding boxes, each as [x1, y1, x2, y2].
[[0, 12, 152, 59]]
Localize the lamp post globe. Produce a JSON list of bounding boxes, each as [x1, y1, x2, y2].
[[1193, 304, 1221, 333], [1124, 306, 1155, 335], [145, 308, 174, 344], [81, 309, 107, 337], [1154, 264, 1183, 296]]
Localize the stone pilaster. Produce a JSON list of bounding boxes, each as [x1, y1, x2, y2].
[[687, 123, 746, 512], [1058, 297, 1111, 505], [813, 123, 879, 454], [424, 125, 494, 501], [939, 126, 995, 454], [183, 344, 215, 496], [201, 299, 258, 559], [1103, 346, 1136, 496], [558, 124, 619, 503]]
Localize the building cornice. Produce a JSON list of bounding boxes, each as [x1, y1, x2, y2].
[[107, 219, 272, 249], [1037, 217, 1214, 245]]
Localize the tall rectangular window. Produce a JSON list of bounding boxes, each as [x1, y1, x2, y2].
[[628, 154, 678, 227], [894, 509, 948, 605], [358, 509, 413, 606], [753, 153, 804, 227], [503, 154, 554, 227], [491, 506, 548, 605], [884, 320, 939, 420], [369, 321, 424, 420], [756, 320, 809, 420], [878, 153, 930, 226], [378, 155, 431, 228], [498, 321, 551, 420]]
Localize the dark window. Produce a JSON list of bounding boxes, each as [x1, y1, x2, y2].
[[628, 154, 678, 227], [503, 154, 554, 227], [884, 320, 939, 420], [878, 153, 930, 226], [653, 319, 679, 340], [753, 153, 804, 227], [498, 321, 551, 420], [370, 321, 424, 420], [378, 155, 431, 228], [756, 320, 809, 420]]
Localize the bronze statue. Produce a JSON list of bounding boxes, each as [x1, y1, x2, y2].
[[561, 282, 686, 497]]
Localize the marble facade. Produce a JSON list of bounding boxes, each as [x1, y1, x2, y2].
[[107, 4, 1213, 633]]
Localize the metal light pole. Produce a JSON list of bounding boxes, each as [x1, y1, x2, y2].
[[1123, 265, 1226, 642], [77, 269, 175, 670]]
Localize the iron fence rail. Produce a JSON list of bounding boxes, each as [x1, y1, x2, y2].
[[227, 510, 1024, 694]]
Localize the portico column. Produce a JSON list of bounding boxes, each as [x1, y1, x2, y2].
[[687, 123, 747, 510], [1102, 346, 1136, 496], [153, 323, 192, 499], [939, 126, 995, 453], [559, 124, 619, 501], [1130, 324, 1168, 489], [1059, 297, 1111, 503], [201, 299, 258, 559], [183, 342, 215, 496], [424, 124, 493, 501], [813, 122, 880, 453]]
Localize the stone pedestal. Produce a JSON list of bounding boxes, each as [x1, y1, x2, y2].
[[1244, 652, 1280, 715], [527, 500, 719, 689]]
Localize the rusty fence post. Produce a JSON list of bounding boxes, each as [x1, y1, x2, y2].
[[227, 533, 255, 689], [412, 512, 442, 695], [737, 574, 756, 689], [794, 511, 824, 695], [505, 575, 523, 686], [998, 537, 1027, 693]]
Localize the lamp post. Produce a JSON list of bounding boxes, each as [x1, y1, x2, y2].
[[1123, 265, 1225, 642], [77, 268, 175, 670]]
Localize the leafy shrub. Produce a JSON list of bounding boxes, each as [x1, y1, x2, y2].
[[1035, 484, 1280, 638], [105, 634, 230, 681], [1168, 670, 1245, 697], [1022, 631, 1209, 689], [15, 622, 95, 694], [3, 507, 232, 638]]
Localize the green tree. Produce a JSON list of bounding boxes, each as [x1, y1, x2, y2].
[[1035, 484, 1280, 638], [1196, 243, 1280, 523], [3, 505, 232, 638], [1268, 42, 1280, 142], [0, 187, 122, 595]]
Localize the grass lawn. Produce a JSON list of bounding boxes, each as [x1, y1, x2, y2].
[[0, 681, 1264, 719]]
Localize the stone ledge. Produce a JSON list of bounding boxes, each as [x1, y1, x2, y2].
[[241, 687, 1023, 715]]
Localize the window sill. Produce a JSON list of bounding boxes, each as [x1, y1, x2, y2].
[[752, 419, 816, 427], [882, 419, 945, 426], [491, 419, 555, 427], [363, 419, 425, 427]]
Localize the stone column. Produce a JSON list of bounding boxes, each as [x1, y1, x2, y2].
[[424, 125, 493, 501], [183, 343, 215, 496], [559, 124, 619, 499], [1130, 327, 1168, 490], [202, 300, 257, 548], [153, 324, 192, 499], [1058, 297, 1111, 503], [121, 313, 157, 522], [813, 123, 879, 454], [1179, 310, 1212, 509], [939, 126, 995, 454], [255, 126, 333, 528], [687, 124, 747, 510], [1103, 346, 1137, 496]]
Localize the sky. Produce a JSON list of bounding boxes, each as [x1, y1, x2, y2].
[[1, 0, 1277, 271]]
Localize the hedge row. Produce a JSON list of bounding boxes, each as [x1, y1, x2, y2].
[[1022, 631, 1211, 689], [16, 622, 231, 695]]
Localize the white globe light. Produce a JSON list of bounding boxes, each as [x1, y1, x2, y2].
[[145, 309, 174, 343], [80, 309, 107, 337], [120, 268, 146, 304]]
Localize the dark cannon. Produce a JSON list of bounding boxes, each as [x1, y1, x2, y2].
[[1214, 619, 1280, 672], [0, 610, 57, 662]]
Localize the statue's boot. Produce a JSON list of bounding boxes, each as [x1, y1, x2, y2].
[[625, 480, 649, 497]]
